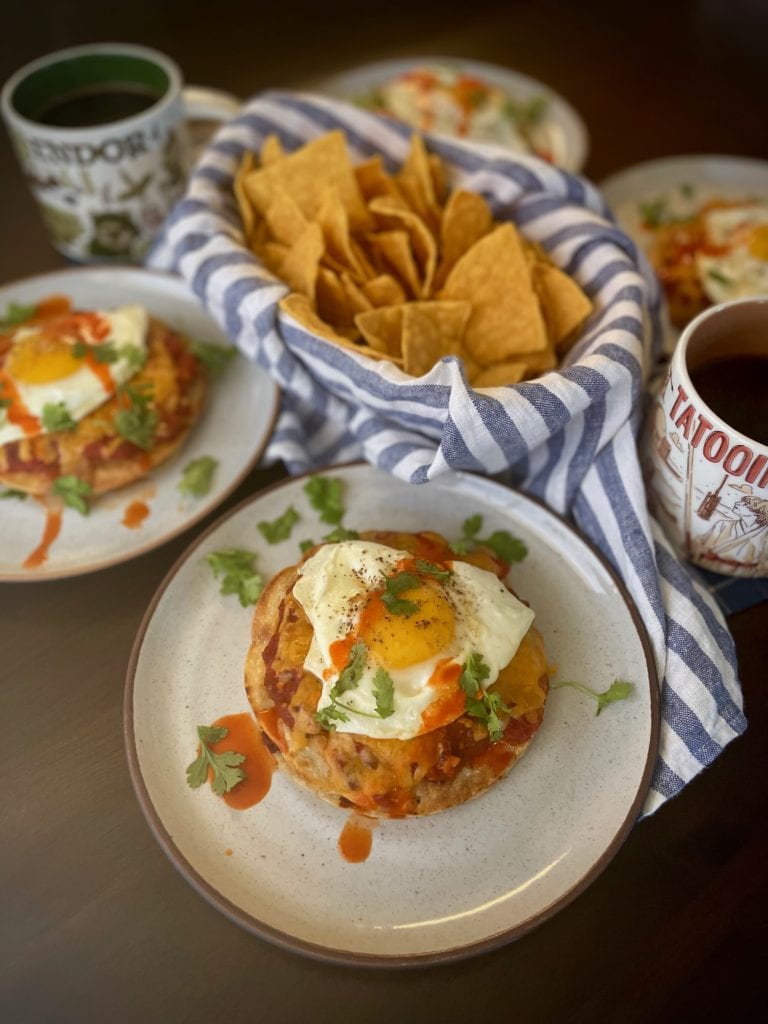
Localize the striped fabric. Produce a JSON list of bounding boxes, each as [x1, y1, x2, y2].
[[149, 91, 746, 815]]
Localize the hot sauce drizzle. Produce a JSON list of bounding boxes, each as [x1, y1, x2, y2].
[[338, 813, 377, 863], [0, 370, 41, 436], [209, 713, 275, 810], [23, 503, 62, 569]]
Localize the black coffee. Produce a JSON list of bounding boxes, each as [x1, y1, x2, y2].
[[35, 85, 159, 127], [689, 354, 768, 445]]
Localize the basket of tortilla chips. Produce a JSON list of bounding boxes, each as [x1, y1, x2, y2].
[[150, 90, 662, 484]]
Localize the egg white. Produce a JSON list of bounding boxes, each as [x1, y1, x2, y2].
[[0, 305, 149, 446], [698, 204, 768, 304], [293, 539, 534, 741]]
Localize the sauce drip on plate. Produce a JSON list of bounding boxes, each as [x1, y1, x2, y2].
[[122, 500, 150, 529], [338, 813, 377, 863], [209, 712, 275, 810], [23, 502, 62, 569]]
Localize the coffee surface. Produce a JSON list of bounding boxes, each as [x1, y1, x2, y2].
[[35, 86, 159, 127], [689, 354, 768, 445]]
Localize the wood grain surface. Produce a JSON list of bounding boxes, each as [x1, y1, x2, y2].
[[1, 2, 766, 1022]]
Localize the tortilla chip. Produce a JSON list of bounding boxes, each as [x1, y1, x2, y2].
[[234, 151, 258, 246], [471, 360, 531, 388], [355, 156, 403, 202], [260, 134, 284, 166], [316, 267, 352, 329], [282, 294, 403, 364], [355, 305, 404, 356], [315, 185, 364, 278], [349, 240, 377, 281], [400, 301, 472, 377], [429, 153, 448, 204], [533, 262, 593, 352], [244, 130, 371, 231], [396, 134, 441, 232], [369, 196, 437, 296], [435, 190, 493, 288], [362, 274, 407, 307], [263, 186, 308, 246], [365, 231, 422, 298], [440, 223, 548, 365], [340, 272, 373, 317], [277, 223, 324, 301], [260, 240, 290, 274]]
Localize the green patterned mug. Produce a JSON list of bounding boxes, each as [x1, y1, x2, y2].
[[1, 43, 239, 263]]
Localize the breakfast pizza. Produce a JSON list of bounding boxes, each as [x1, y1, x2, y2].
[[0, 295, 207, 500], [243, 529, 549, 818]]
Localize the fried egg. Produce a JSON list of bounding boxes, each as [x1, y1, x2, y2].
[[0, 305, 148, 446], [697, 203, 768, 304], [292, 539, 534, 741]]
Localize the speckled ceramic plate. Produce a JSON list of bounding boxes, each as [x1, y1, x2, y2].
[[312, 57, 589, 173], [0, 267, 279, 580], [125, 464, 659, 965]]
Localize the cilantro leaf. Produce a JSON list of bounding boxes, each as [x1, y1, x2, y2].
[[304, 474, 344, 525], [707, 269, 733, 286], [41, 401, 76, 433], [484, 530, 528, 564], [258, 505, 299, 544], [315, 704, 350, 729], [481, 691, 509, 742], [206, 548, 263, 606], [459, 651, 491, 697], [551, 677, 634, 716], [186, 724, 246, 796], [451, 514, 527, 564], [114, 383, 158, 450], [1, 301, 36, 328], [413, 558, 451, 582], [639, 196, 668, 228], [0, 489, 27, 500], [299, 538, 315, 554], [463, 514, 482, 539], [178, 456, 218, 498], [459, 653, 508, 742], [52, 475, 91, 515], [314, 642, 368, 729], [336, 641, 367, 694], [380, 571, 420, 616], [190, 339, 237, 375], [72, 339, 119, 363], [119, 343, 147, 370], [91, 342, 119, 364], [373, 668, 395, 719], [322, 524, 359, 543]]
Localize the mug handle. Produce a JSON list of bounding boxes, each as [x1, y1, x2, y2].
[[182, 85, 241, 122]]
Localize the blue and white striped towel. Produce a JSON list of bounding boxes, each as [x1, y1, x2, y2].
[[149, 91, 746, 815]]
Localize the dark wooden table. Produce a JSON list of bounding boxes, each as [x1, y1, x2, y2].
[[2, 2, 766, 1021]]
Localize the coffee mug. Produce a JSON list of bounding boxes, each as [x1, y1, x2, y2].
[[642, 297, 768, 577], [1, 43, 240, 263]]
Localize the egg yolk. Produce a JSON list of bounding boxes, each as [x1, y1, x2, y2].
[[6, 331, 82, 384], [748, 224, 768, 261], [358, 582, 456, 670]]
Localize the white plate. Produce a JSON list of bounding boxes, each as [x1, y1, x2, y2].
[[313, 57, 589, 173], [0, 267, 279, 580], [600, 155, 768, 350], [125, 464, 659, 965]]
